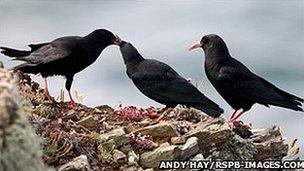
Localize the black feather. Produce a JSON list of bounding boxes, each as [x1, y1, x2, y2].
[[0, 47, 30, 57], [119, 41, 224, 117], [201, 34, 303, 113], [1, 29, 116, 93]]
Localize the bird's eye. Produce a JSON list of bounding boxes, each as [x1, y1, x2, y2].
[[203, 37, 208, 43]]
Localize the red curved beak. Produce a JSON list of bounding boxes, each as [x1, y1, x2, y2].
[[188, 42, 202, 51], [113, 35, 122, 45]]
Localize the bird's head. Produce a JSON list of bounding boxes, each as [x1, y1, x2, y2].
[[188, 34, 230, 58], [116, 38, 143, 64], [90, 29, 121, 46]]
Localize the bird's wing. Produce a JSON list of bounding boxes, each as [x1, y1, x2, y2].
[[28, 42, 50, 52], [217, 65, 303, 111], [19, 36, 81, 64], [131, 60, 222, 110], [21, 41, 74, 65]]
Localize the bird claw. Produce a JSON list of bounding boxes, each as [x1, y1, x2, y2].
[[230, 120, 244, 128], [67, 101, 77, 108], [155, 114, 164, 123], [228, 117, 252, 130], [155, 107, 173, 123], [228, 117, 236, 127], [44, 91, 54, 101], [228, 118, 253, 139]]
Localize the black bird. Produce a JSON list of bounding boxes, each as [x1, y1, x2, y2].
[[189, 34, 304, 124], [1, 29, 120, 106], [117, 37, 224, 117]]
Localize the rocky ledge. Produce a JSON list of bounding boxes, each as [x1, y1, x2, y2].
[[0, 62, 300, 171]]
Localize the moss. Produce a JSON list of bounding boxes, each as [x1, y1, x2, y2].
[[43, 145, 57, 156], [0, 101, 53, 171], [90, 131, 101, 144], [98, 139, 117, 164], [34, 104, 58, 119], [119, 144, 133, 154]]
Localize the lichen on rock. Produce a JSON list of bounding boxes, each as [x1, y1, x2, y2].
[[0, 65, 52, 171]]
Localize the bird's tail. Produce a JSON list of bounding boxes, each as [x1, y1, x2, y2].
[[191, 99, 224, 117], [268, 90, 304, 112], [257, 77, 304, 112], [0, 47, 31, 58], [10, 63, 39, 74], [194, 104, 224, 118]]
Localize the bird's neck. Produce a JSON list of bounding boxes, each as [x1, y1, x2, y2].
[[123, 53, 144, 68], [204, 53, 229, 74], [206, 47, 230, 58], [82, 34, 111, 53], [204, 46, 230, 66]]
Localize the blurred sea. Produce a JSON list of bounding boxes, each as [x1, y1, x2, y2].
[[1, 0, 303, 158]]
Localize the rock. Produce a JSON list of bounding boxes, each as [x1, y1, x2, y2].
[[63, 109, 77, 121], [133, 122, 180, 141], [175, 108, 202, 123], [232, 121, 253, 138], [99, 127, 129, 147], [191, 153, 204, 161], [94, 105, 114, 114], [140, 142, 177, 168], [98, 139, 116, 154], [112, 149, 126, 161], [58, 155, 92, 171], [183, 118, 288, 161], [176, 137, 199, 160], [0, 63, 52, 171], [102, 121, 114, 130], [121, 166, 149, 171], [119, 143, 133, 154], [140, 119, 266, 169], [138, 118, 151, 127], [97, 139, 116, 163], [0, 94, 16, 128], [249, 126, 288, 160], [175, 120, 194, 134], [171, 136, 186, 145], [140, 137, 200, 168], [143, 169, 154, 171], [185, 118, 230, 138], [123, 166, 140, 171], [76, 115, 97, 129], [185, 119, 243, 159], [33, 104, 58, 118], [128, 150, 139, 166], [0, 61, 3, 68], [189, 153, 205, 171], [184, 118, 234, 157]]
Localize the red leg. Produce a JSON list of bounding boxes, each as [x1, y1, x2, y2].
[[43, 77, 53, 100], [67, 90, 77, 108], [228, 110, 238, 121], [230, 110, 246, 123], [228, 109, 252, 130]]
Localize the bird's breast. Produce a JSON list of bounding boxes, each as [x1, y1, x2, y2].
[[205, 63, 220, 79]]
